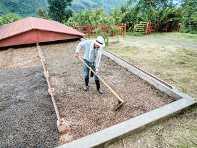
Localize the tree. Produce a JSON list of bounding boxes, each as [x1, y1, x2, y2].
[[37, 8, 48, 19], [65, 8, 73, 21], [48, 0, 72, 22], [66, 9, 114, 26], [181, 0, 197, 33], [124, 0, 182, 32]]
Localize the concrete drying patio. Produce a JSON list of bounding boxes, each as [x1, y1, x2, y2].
[[39, 41, 195, 147], [0, 40, 195, 147], [51, 41, 195, 147]]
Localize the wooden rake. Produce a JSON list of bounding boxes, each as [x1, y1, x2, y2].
[[78, 57, 126, 111]]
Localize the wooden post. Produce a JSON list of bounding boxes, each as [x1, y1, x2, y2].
[[36, 43, 70, 134]]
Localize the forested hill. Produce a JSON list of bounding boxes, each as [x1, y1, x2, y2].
[[0, 0, 48, 16], [72, 0, 128, 12], [0, 0, 127, 16]]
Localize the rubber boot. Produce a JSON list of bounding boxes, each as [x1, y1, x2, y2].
[[84, 78, 89, 91], [95, 80, 103, 94], [90, 71, 94, 77]]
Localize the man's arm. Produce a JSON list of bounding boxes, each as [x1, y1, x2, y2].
[[75, 40, 86, 58], [95, 48, 103, 72]]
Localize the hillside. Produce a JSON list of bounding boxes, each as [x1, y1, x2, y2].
[[0, 0, 48, 16], [72, 0, 128, 13], [0, 1, 9, 15], [0, 0, 127, 16]]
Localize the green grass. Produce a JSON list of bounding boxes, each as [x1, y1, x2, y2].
[[107, 33, 197, 99], [126, 31, 145, 36], [106, 32, 197, 148]]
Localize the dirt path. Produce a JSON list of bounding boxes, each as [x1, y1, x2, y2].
[[41, 42, 175, 143], [0, 46, 58, 147]]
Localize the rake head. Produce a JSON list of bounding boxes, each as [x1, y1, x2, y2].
[[113, 100, 126, 112]]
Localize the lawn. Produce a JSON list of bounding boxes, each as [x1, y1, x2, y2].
[[106, 32, 197, 148], [107, 32, 197, 99]]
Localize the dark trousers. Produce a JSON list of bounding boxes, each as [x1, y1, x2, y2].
[[83, 59, 100, 90]]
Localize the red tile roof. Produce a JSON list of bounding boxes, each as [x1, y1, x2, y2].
[[0, 17, 84, 40]]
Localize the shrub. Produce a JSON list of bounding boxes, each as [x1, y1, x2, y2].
[[0, 13, 20, 26], [65, 9, 116, 26]]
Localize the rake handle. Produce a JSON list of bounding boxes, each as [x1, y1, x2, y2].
[[79, 57, 124, 103]]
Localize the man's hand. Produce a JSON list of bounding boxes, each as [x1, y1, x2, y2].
[[95, 68, 99, 75]]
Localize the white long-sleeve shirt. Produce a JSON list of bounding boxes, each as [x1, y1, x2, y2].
[[75, 40, 103, 71]]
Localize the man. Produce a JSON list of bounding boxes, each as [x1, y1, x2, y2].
[[75, 36, 105, 94]]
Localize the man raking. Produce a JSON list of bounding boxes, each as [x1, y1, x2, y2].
[[75, 36, 105, 94]]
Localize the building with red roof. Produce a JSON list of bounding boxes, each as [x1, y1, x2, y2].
[[0, 17, 84, 48]]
